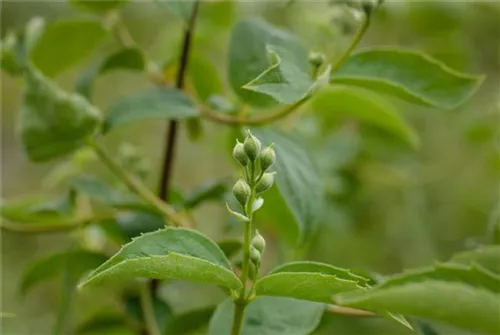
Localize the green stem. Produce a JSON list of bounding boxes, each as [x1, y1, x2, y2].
[[231, 300, 247, 335], [139, 282, 161, 335], [200, 95, 310, 126], [330, 15, 370, 74], [90, 141, 185, 227], [231, 162, 257, 335]]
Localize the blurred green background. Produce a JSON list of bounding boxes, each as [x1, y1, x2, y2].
[[1, 1, 499, 334]]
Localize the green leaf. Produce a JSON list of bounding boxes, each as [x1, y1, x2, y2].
[[256, 262, 366, 303], [76, 313, 136, 335], [217, 239, 242, 260], [311, 85, 419, 148], [28, 190, 76, 217], [103, 87, 198, 133], [208, 297, 324, 335], [331, 48, 484, 109], [98, 208, 183, 244], [377, 263, 500, 293], [182, 179, 229, 210], [31, 19, 107, 77], [76, 48, 145, 100], [70, 175, 150, 211], [21, 249, 107, 295], [253, 128, 324, 244], [101, 48, 145, 74], [1, 17, 46, 76], [156, 0, 196, 22], [269, 261, 370, 284], [19, 66, 101, 162], [415, 320, 439, 335], [450, 245, 500, 274], [1, 31, 24, 75], [228, 18, 308, 107], [1, 196, 58, 221], [165, 306, 216, 335], [79, 228, 241, 290], [69, 0, 129, 13], [189, 55, 224, 103], [336, 281, 500, 334], [243, 45, 313, 105]]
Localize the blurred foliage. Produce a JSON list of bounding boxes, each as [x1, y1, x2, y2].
[[1, 1, 499, 334]]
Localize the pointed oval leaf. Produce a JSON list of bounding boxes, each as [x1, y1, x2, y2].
[[269, 261, 370, 285], [182, 179, 229, 210], [69, 0, 129, 13], [208, 297, 324, 335], [378, 263, 500, 294], [228, 18, 308, 107], [450, 245, 500, 274], [189, 55, 224, 103], [70, 175, 150, 211], [31, 19, 107, 77], [101, 48, 145, 74], [21, 250, 107, 295], [103, 87, 198, 133], [253, 128, 324, 244], [243, 45, 313, 105], [256, 261, 364, 303], [331, 48, 483, 109], [20, 66, 101, 162], [80, 228, 241, 290], [76, 48, 145, 100], [311, 85, 419, 148], [336, 281, 500, 335], [255, 274, 359, 304]]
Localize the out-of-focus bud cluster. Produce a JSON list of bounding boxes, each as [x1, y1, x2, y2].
[[118, 143, 150, 180]]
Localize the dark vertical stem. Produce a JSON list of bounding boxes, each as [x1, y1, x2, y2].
[[151, 0, 201, 295]]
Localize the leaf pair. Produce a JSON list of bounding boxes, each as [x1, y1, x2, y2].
[[227, 19, 482, 149], [334, 249, 500, 334]]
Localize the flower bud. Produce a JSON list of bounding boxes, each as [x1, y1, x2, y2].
[[232, 179, 251, 207], [308, 52, 326, 68], [232, 140, 248, 167], [251, 230, 266, 253], [362, 0, 378, 15], [249, 246, 261, 265], [255, 172, 275, 194], [243, 131, 261, 162], [259, 146, 275, 171]]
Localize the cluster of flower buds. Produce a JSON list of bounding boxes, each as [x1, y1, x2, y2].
[[227, 130, 276, 222], [249, 230, 266, 267], [118, 142, 150, 180]]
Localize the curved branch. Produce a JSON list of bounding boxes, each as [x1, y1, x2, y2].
[[0, 213, 115, 234], [200, 95, 311, 126], [330, 15, 370, 74], [90, 141, 187, 227]]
